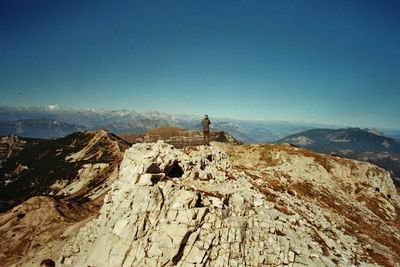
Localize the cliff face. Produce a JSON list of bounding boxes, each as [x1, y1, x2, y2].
[[56, 142, 400, 267]]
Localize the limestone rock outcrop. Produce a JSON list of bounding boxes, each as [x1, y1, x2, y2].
[[59, 141, 400, 266]]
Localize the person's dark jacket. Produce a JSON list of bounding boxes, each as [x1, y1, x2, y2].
[[202, 118, 211, 131]]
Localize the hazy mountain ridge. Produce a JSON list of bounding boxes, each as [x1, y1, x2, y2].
[[278, 128, 400, 153], [0, 105, 352, 142], [277, 128, 400, 185]]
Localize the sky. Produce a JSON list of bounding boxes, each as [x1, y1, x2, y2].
[[1, 0, 400, 128]]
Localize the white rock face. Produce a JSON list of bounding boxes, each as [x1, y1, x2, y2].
[[60, 141, 400, 266], [65, 130, 114, 162], [284, 135, 314, 146], [55, 163, 109, 195]]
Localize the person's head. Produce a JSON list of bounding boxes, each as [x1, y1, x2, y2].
[[204, 114, 208, 119], [40, 259, 55, 267]]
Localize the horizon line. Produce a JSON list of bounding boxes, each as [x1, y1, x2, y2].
[[1, 104, 400, 131]]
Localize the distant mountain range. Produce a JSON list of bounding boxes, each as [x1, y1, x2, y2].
[[0, 105, 356, 142], [277, 128, 400, 185]]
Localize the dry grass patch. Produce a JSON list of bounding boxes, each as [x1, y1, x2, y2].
[[366, 166, 387, 178], [258, 145, 281, 166], [264, 177, 286, 192], [356, 195, 393, 222], [147, 127, 185, 138], [366, 248, 393, 267], [275, 201, 294, 215], [118, 133, 138, 144], [248, 179, 279, 203], [289, 181, 318, 199]]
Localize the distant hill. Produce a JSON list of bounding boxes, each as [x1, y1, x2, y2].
[[278, 128, 400, 153], [277, 128, 400, 185]]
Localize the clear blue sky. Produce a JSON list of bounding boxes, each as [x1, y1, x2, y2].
[[1, 0, 400, 128]]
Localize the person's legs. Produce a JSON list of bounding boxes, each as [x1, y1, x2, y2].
[[203, 130, 210, 145]]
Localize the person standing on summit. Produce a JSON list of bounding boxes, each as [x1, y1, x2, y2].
[[202, 115, 211, 146]]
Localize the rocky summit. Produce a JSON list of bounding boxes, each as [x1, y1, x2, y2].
[[2, 140, 400, 266]]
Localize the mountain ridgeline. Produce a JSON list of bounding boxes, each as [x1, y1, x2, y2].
[[0, 130, 131, 212], [277, 128, 400, 185], [0, 105, 354, 142]]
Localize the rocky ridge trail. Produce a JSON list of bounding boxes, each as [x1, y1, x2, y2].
[[60, 141, 400, 266]]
